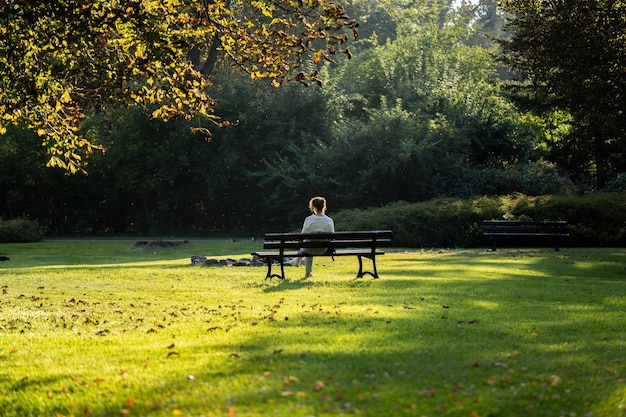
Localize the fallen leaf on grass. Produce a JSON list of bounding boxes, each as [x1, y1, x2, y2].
[[93, 377, 106, 384], [548, 374, 561, 386], [419, 388, 436, 397], [283, 376, 299, 385], [313, 380, 325, 391], [506, 351, 519, 359]]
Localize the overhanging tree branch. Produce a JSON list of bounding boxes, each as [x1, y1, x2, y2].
[[0, 0, 358, 173]]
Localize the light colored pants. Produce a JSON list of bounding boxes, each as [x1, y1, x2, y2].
[[299, 247, 327, 275]]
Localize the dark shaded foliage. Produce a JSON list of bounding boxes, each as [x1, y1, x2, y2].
[[334, 193, 626, 248], [0, 218, 43, 243]]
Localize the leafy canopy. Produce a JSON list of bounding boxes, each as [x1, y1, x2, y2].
[[0, 0, 357, 173], [498, 0, 626, 187]]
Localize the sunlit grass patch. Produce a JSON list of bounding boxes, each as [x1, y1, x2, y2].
[[0, 242, 624, 416]]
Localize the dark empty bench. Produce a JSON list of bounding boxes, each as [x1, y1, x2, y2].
[[482, 220, 569, 251], [252, 230, 392, 280]]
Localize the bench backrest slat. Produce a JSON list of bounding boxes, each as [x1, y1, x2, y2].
[[262, 230, 392, 250], [482, 220, 568, 234]]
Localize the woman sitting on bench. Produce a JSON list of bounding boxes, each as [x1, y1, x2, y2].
[[298, 196, 335, 278]]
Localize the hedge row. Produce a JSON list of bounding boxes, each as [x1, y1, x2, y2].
[[0, 218, 43, 243], [333, 192, 626, 248]]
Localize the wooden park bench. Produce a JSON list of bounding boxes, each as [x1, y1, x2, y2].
[[482, 220, 569, 251], [252, 230, 392, 280]]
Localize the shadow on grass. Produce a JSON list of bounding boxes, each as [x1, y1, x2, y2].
[[45, 298, 621, 416], [263, 278, 317, 293], [1, 248, 625, 416]]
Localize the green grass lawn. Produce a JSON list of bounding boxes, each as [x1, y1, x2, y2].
[[0, 241, 625, 417]]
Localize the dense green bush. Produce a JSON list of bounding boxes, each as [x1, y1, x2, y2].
[[0, 218, 43, 243], [333, 192, 626, 248], [522, 193, 626, 246], [458, 161, 579, 197], [603, 173, 626, 192]]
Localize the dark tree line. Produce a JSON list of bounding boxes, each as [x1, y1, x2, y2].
[[0, 0, 623, 236]]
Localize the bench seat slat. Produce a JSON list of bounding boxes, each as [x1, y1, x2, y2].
[[254, 249, 385, 258]]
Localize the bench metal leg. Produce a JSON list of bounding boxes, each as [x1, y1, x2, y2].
[[264, 258, 285, 280], [356, 255, 363, 277], [356, 255, 379, 279]]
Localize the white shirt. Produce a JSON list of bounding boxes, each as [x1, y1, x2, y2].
[[301, 214, 335, 234]]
